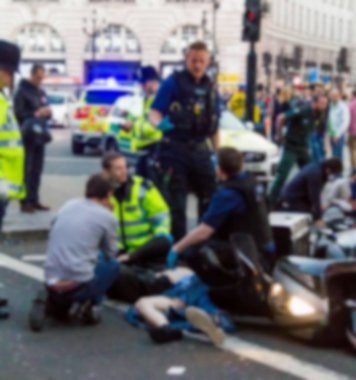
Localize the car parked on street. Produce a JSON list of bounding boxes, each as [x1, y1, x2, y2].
[[48, 92, 77, 129], [219, 111, 279, 182]]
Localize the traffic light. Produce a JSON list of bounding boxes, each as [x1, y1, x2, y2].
[[242, 0, 262, 43], [337, 47, 348, 73], [293, 46, 303, 70]]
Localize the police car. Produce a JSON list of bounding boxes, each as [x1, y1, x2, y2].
[[71, 79, 140, 155], [220, 110, 279, 182]]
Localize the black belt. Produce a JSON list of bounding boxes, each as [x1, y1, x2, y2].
[[162, 138, 210, 151]]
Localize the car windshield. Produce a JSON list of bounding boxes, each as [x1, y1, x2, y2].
[[220, 111, 246, 131], [85, 90, 132, 105], [48, 94, 65, 105]]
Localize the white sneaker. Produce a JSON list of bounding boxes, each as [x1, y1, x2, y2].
[[186, 306, 225, 346]]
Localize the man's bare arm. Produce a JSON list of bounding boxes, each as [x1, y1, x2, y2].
[[211, 130, 220, 151], [173, 223, 215, 254]]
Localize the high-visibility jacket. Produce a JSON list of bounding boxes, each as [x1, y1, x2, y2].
[[228, 91, 263, 125], [111, 176, 171, 253], [0, 92, 25, 200], [118, 95, 162, 152]]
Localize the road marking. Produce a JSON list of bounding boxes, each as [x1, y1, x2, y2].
[[222, 337, 350, 380], [0, 253, 44, 282], [22, 254, 47, 263], [166, 367, 186, 376], [0, 252, 352, 380]]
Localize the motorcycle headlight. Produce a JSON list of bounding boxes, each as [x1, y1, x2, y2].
[[269, 283, 317, 317], [287, 296, 316, 317]]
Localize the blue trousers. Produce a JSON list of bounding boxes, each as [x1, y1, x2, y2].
[[49, 257, 120, 310], [310, 133, 325, 161], [331, 135, 345, 160], [71, 258, 120, 305]]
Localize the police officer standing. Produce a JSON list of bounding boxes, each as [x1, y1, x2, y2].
[[269, 95, 329, 206], [149, 41, 220, 241], [118, 66, 163, 178], [0, 40, 25, 319]]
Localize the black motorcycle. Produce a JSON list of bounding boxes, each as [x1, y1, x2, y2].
[[190, 233, 356, 351]]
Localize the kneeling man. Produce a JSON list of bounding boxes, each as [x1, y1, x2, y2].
[[30, 174, 119, 328]]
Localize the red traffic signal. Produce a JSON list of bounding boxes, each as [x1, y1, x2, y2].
[[246, 10, 257, 22]]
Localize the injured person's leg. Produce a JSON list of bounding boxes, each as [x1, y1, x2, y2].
[[186, 307, 225, 346], [135, 296, 185, 344]]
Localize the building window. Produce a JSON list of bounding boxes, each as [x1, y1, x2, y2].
[[12, 0, 59, 2], [86, 24, 141, 54], [161, 24, 213, 56], [87, 0, 135, 3], [16, 24, 65, 53], [165, 0, 212, 3]]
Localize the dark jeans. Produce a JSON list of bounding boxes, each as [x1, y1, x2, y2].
[[158, 143, 216, 241], [22, 143, 45, 206], [0, 199, 8, 233], [49, 257, 120, 313], [310, 133, 325, 162], [269, 146, 311, 205]]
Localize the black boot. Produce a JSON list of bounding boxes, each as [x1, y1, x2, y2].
[[149, 326, 183, 344], [0, 302, 10, 320], [29, 289, 48, 332]]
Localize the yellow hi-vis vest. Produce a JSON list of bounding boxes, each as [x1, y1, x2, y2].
[[111, 176, 171, 253], [118, 95, 162, 152], [0, 92, 25, 200]]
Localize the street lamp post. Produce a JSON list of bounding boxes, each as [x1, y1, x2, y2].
[[83, 9, 106, 79], [211, 0, 220, 82]]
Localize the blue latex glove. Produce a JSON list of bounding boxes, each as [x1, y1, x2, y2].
[[157, 116, 174, 132], [166, 249, 178, 269], [156, 233, 174, 244], [211, 152, 218, 170]]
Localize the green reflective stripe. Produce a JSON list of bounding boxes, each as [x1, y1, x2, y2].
[[8, 183, 22, 192], [119, 231, 152, 241], [122, 219, 147, 227], [119, 137, 132, 150], [149, 212, 169, 222], [125, 206, 138, 212], [0, 139, 22, 147]]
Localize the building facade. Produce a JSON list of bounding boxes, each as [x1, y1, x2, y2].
[[0, 0, 355, 86], [0, 0, 246, 85], [261, 0, 356, 85]]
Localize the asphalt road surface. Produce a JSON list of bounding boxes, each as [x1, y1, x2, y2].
[[0, 130, 355, 380]]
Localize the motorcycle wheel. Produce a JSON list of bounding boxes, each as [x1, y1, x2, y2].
[[346, 329, 356, 352], [346, 308, 356, 352]]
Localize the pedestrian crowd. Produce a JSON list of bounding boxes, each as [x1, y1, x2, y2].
[[1, 37, 356, 349]]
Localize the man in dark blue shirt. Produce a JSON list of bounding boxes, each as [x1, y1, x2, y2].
[[166, 147, 274, 269], [279, 158, 343, 221], [149, 41, 220, 241]]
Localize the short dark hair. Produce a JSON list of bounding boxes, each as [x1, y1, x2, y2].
[[217, 147, 243, 177], [85, 173, 113, 199], [102, 152, 124, 170], [323, 158, 343, 175], [352, 90, 356, 98], [31, 63, 45, 76], [187, 41, 209, 53]]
